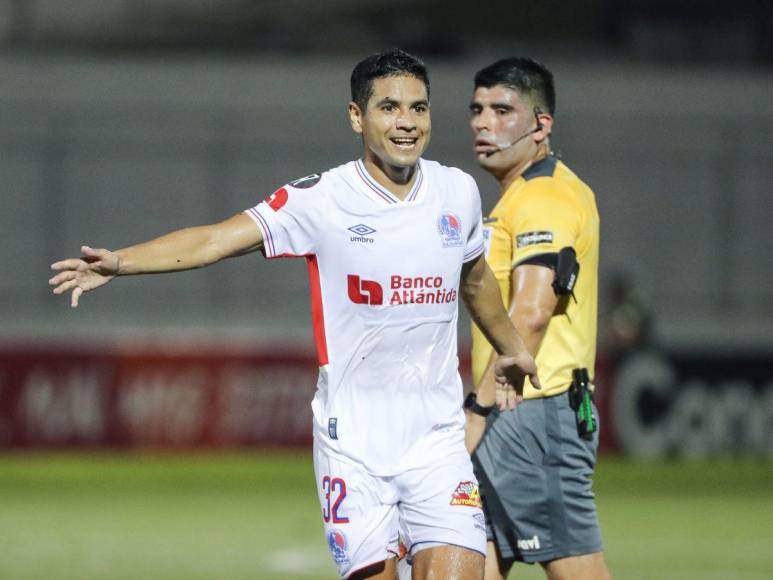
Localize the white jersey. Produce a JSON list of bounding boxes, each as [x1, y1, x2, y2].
[[244, 158, 484, 476]]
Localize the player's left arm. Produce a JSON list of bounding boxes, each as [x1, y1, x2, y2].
[[460, 254, 540, 406], [475, 264, 558, 398], [465, 263, 558, 452], [49, 213, 263, 308]]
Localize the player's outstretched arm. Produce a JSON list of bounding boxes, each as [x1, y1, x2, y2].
[[49, 213, 262, 308], [460, 254, 540, 410]]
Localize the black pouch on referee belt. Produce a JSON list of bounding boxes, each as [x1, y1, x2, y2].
[[568, 368, 596, 440], [552, 247, 579, 301]]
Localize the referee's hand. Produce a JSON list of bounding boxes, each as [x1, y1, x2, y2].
[[494, 352, 540, 410]]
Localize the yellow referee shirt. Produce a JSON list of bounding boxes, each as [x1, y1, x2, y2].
[[472, 156, 599, 399]]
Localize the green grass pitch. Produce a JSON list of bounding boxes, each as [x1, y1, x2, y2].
[[0, 452, 771, 579]]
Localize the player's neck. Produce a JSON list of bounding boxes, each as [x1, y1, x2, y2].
[[497, 144, 551, 193], [362, 156, 418, 201]]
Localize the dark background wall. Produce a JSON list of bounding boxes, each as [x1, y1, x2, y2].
[[1, 0, 772, 351]]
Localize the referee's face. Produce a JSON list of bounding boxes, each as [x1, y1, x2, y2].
[[470, 85, 539, 177], [349, 74, 431, 172]]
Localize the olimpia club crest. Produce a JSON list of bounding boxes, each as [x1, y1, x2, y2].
[[438, 211, 463, 247], [327, 528, 350, 565]]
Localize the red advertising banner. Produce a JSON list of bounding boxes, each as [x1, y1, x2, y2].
[[0, 344, 624, 451], [14, 343, 764, 456], [0, 346, 319, 449]]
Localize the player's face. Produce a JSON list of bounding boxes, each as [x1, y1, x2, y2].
[[350, 74, 431, 171], [469, 85, 540, 175]]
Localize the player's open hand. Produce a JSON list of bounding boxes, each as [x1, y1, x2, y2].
[[49, 246, 119, 308], [493, 352, 540, 410]]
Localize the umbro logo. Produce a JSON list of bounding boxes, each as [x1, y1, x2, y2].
[[348, 224, 376, 244], [348, 224, 376, 236]]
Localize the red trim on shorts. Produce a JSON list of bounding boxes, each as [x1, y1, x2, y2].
[[306, 255, 329, 366], [344, 555, 397, 579]]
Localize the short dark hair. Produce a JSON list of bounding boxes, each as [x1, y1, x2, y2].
[[474, 58, 555, 116], [350, 49, 430, 112]]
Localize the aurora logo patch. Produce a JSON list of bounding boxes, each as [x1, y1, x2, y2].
[[450, 481, 482, 508]]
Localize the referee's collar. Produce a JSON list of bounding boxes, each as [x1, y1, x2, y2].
[[522, 155, 558, 181]]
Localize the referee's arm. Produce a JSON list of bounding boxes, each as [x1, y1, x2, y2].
[[507, 263, 558, 354], [476, 262, 557, 393], [465, 262, 556, 453], [460, 254, 540, 402]]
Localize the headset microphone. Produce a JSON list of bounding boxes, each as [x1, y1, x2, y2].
[[484, 107, 544, 158]]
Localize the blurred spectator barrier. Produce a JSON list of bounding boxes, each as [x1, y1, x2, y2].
[[0, 345, 317, 448], [1, 345, 771, 456], [601, 349, 773, 458]]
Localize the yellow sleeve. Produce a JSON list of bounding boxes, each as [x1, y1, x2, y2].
[[505, 179, 581, 267]]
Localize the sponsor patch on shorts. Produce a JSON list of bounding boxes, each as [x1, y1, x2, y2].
[[450, 481, 482, 508], [516, 231, 554, 248]]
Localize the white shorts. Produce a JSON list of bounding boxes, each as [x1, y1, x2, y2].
[[313, 440, 487, 578]]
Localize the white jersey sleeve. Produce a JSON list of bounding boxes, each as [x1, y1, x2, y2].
[[462, 173, 485, 263], [243, 173, 326, 258]]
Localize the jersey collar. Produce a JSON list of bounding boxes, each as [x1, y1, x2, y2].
[[354, 158, 424, 205]]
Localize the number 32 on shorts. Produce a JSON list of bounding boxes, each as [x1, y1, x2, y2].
[[322, 476, 349, 524]]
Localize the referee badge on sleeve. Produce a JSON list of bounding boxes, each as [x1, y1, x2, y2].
[[516, 230, 554, 248]]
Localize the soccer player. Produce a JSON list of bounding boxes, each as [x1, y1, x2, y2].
[[49, 49, 539, 580], [465, 58, 612, 580]]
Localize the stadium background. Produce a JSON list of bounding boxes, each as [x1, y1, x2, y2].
[[1, 1, 772, 578]]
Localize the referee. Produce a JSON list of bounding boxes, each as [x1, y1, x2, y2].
[[465, 58, 612, 580]]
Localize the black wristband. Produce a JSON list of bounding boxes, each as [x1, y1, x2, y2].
[[464, 392, 495, 417]]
